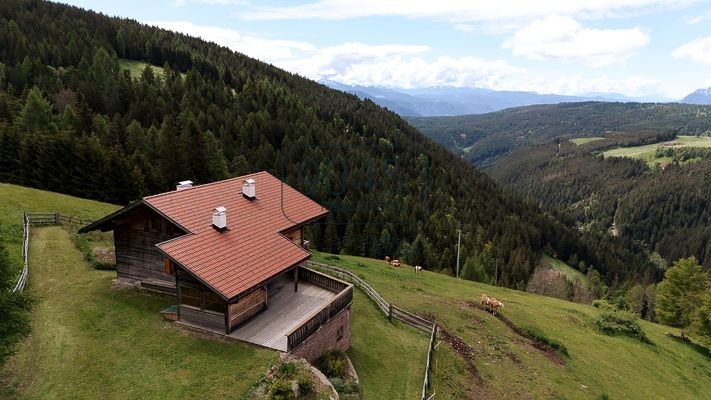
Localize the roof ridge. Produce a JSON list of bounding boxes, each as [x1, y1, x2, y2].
[[144, 170, 270, 200]]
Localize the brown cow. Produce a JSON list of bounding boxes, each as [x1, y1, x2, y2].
[[391, 259, 401, 267], [385, 256, 391, 264]]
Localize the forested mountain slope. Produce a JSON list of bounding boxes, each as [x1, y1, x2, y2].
[[489, 132, 711, 270], [409, 102, 711, 167], [0, 0, 652, 288]]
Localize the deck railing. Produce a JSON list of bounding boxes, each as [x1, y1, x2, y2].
[[286, 283, 353, 352], [298, 266, 349, 293], [306, 260, 438, 400]]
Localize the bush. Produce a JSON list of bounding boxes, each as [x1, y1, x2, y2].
[[268, 378, 295, 400], [277, 362, 297, 378], [328, 377, 359, 395], [325, 255, 341, 261], [595, 309, 651, 343], [297, 376, 313, 395], [315, 350, 347, 378]]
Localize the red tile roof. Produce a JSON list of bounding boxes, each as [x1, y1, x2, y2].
[[145, 171, 327, 300]]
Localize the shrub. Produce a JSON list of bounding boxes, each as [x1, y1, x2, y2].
[[268, 378, 295, 400], [325, 255, 341, 261], [595, 309, 651, 343], [592, 299, 614, 310], [297, 376, 313, 395], [69, 232, 115, 270], [277, 362, 297, 378], [315, 350, 347, 378]]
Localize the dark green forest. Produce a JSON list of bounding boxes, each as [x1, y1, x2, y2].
[[489, 131, 711, 271], [0, 0, 656, 289], [410, 102, 711, 167]]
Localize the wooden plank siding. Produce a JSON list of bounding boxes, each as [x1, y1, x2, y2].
[[178, 306, 225, 333], [229, 288, 266, 330], [113, 206, 182, 284], [282, 226, 303, 246]]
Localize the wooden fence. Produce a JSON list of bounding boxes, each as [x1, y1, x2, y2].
[[11, 213, 31, 293], [10, 213, 95, 294], [306, 261, 438, 400]]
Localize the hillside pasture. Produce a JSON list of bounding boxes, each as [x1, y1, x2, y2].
[[542, 254, 587, 283], [312, 252, 711, 400], [0, 183, 119, 275], [603, 135, 711, 168], [119, 59, 167, 79], [570, 137, 605, 145]]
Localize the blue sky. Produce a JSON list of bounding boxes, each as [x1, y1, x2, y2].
[[59, 0, 711, 100]]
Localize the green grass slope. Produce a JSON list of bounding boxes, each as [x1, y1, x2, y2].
[[119, 59, 167, 79], [0, 185, 426, 399], [603, 135, 711, 168], [542, 254, 587, 283], [312, 252, 711, 399], [0, 183, 119, 274], [0, 226, 277, 399]]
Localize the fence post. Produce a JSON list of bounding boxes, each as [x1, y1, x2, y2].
[[388, 303, 393, 321], [54, 213, 59, 225]]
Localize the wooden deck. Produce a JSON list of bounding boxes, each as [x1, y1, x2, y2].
[[228, 282, 337, 351]]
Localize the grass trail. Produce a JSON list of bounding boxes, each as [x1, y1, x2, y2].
[[0, 227, 276, 400]]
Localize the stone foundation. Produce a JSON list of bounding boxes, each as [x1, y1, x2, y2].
[[292, 306, 351, 363]]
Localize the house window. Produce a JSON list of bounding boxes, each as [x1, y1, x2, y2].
[[180, 287, 202, 308], [336, 326, 344, 341]]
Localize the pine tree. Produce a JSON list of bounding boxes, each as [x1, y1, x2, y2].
[[15, 86, 54, 134]]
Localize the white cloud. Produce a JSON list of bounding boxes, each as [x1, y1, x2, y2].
[[684, 10, 711, 23], [146, 21, 315, 61], [145, 20, 673, 99], [172, 0, 247, 7], [673, 36, 711, 65], [504, 15, 649, 67], [238, 0, 698, 24]]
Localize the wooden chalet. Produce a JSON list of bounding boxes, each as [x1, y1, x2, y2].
[[80, 171, 352, 360]]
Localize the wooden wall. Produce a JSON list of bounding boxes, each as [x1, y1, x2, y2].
[[283, 226, 303, 246], [179, 306, 225, 332], [229, 288, 266, 330], [113, 205, 183, 284]]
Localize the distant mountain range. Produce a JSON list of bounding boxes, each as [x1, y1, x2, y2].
[[681, 87, 711, 105], [320, 80, 649, 117]]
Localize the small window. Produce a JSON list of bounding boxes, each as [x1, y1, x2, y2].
[[180, 287, 201, 308], [336, 326, 344, 341], [164, 259, 175, 275], [203, 291, 225, 313]]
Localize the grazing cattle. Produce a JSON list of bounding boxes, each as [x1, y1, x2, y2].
[[385, 256, 391, 264], [492, 300, 504, 315], [391, 259, 401, 267], [414, 265, 422, 273], [480, 294, 490, 308]]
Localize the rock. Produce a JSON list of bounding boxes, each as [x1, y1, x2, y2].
[[291, 381, 300, 398]]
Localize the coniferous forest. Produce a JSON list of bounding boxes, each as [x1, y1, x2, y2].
[[0, 0, 659, 289], [489, 131, 711, 272]]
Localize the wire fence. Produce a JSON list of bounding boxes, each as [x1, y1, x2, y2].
[[306, 261, 438, 400], [10, 213, 94, 293]]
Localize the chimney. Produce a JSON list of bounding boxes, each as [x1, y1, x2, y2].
[[242, 178, 256, 200], [212, 206, 227, 231], [176, 180, 193, 191]]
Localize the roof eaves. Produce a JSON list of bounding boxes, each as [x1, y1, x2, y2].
[[154, 243, 230, 301], [78, 199, 145, 233]]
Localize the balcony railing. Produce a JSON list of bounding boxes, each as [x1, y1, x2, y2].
[[286, 268, 353, 352]]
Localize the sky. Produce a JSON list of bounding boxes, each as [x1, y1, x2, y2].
[[59, 0, 711, 100]]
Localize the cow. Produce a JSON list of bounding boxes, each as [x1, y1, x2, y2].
[[391, 259, 401, 267], [385, 256, 391, 264], [414, 265, 422, 273]]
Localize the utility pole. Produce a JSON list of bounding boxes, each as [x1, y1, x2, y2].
[[456, 229, 461, 279]]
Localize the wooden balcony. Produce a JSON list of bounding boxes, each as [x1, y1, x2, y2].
[[228, 267, 352, 351]]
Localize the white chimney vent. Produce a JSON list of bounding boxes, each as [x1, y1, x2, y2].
[[176, 180, 193, 191], [243, 178, 256, 200], [212, 206, 227, 231]]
